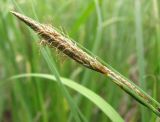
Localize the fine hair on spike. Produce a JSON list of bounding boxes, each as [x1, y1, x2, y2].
[[10, 11, 108, 74]]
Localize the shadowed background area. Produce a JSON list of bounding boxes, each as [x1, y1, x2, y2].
[[0, 0, 160, 122]]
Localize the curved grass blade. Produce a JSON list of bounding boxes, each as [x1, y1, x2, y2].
[[9, 73, 124, 122]]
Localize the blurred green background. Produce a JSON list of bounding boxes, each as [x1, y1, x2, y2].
[[0, 0, 160, 121]]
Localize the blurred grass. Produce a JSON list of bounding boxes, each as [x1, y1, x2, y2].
[[0, 0, 160, 122], [134, 0, 147, 121]]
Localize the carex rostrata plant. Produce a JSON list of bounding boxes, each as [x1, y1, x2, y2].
[[11, 11, 160, 117]]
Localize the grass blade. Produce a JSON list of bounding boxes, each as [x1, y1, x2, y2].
[[134, 0, 148, 121], [8, 73, 124, 122]]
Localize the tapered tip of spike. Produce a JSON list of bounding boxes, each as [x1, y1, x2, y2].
[[10, 11, 19, 17], [10, 11, 41, 32], [10, 11, 15, 14], [10, 11, 27, 22]]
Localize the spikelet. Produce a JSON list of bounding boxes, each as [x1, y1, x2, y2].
[[10, 11, 109, 74]]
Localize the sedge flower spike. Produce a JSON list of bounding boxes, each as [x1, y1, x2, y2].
[[10, 11, 108, 74]]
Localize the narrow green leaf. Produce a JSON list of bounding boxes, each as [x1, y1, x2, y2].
[[9, 73, 124, 122]]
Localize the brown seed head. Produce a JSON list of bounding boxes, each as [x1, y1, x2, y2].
[[11, 11, 109, 74]]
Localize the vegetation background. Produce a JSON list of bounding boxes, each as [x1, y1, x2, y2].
[[0, 0, 160, 121]]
